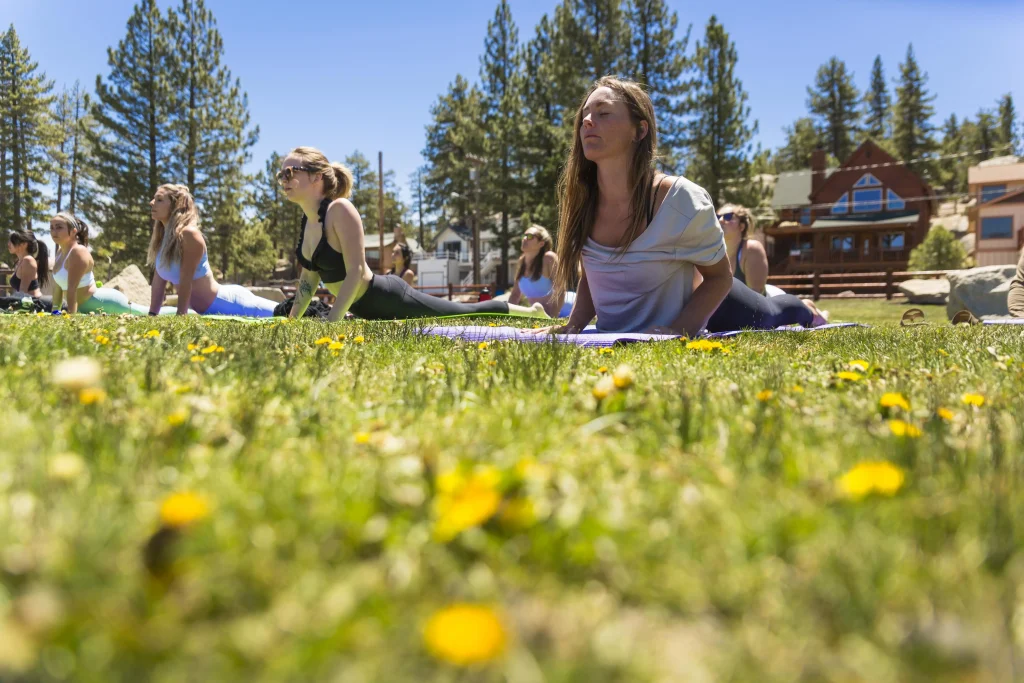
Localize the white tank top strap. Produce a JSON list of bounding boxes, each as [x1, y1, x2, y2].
[[53, 247, 96, 291]]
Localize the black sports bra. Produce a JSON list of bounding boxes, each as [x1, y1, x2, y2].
[[9, 273, 39, 292], [296, 198, 347, 284]]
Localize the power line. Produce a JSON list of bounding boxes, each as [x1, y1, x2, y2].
[[770, 188, 982, 212]]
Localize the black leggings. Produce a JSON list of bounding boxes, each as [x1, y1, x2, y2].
[[348, 274, 511, 320], [706, 278, 813, 333]]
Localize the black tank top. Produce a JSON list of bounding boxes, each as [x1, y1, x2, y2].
[[296, 198, 347, 284], [9, 273, 39, 292], [734, 242, 747, 285]]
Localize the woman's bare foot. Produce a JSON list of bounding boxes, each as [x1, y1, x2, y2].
[[802, 299, 830, 327], [507, 302, 551, 319]]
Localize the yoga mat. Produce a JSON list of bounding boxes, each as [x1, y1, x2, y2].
[[983, 318, 1024, 326], [420, 322, 867, 348]]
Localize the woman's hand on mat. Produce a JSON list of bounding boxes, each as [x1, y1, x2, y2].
[[529, 324, 579, 336]]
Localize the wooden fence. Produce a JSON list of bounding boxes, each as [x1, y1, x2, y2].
[[767, 270, 951, 301]]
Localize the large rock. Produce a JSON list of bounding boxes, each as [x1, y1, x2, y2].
[[104, 264, 151, 306], [246, 286, 286, 303], [899, 278, 949, 305], [946, 265, 1015, 319]]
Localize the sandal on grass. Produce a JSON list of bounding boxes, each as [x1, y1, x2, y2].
[[951, 310, 981, 326], [900, 308, 927, 327]]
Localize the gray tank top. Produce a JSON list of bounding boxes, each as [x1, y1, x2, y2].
[[581, 176, 726, 333]]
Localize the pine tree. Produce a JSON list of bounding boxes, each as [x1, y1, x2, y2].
[[684, 16, 757, 206], [168, 0, 258, 275], [421, 75, 486, 226], [250, 151, 302, 273], [776, 117, 822, 172], [87, 0, 178, 266], [479, 0, 521, 289], [937, 114, 965, 195], [625, 0, 690, 170], [549, 0, 629, 112], [862, 55, 890, 142], [518, 15, 566, 232], [996, 93, 1018, 156], [408, 165, 429, 248], [50, 81, 94, 214], [806, 57, 860, 161], [230, 219, 277, 284], [0, 26, 56, 231], [891, 44, 937, 164]]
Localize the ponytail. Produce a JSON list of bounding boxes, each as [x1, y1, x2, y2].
[[326, 162, 353, 200], [8, 229, 49, 287]]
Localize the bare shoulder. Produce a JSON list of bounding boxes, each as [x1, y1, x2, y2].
[[326, 198, 362, 226], [20, 255, 37, 270], [745, 238, 767, 256], [68, 244, 94, 267], [180, 225, 206, 246], [542, 250, 559, 265]]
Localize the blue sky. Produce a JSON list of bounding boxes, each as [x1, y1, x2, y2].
[[8, 0, 1023, 209]]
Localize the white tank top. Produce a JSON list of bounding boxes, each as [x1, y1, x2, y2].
[[53, 248, 96, 291]]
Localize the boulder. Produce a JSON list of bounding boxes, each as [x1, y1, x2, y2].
[[898, 278, 949, 305], [946, 265, 1016, 319], [246, 286, 286, 303], [104, 265, 151, 307], [836, 290, 857, 298]]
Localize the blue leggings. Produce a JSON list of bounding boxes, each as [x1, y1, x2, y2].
[[201, 284, 277, 317], [78, 288, 177, 315]]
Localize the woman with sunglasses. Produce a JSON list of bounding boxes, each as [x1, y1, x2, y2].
[[535, 77, 826, 338], [280, 146, 549, 322], [147, 184, 279, 317], [508, 226, 575, 317], [388, 242, 416, 285]]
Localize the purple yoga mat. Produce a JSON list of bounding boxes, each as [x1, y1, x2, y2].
[[419, 322, 867, 348], [983, 319, 1024, 325]]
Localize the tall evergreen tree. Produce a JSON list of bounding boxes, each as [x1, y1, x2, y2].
[[937, 114, 965, 195], [684, 16, 757, 206], [518, 15, 565, 231], [87, 0, 178, 266], [625, 0, 690, 170], [421, 75, 486, 227], [891, 44, 937, 164], [776, 117, 822, 172], [168, 0, 258, 275], [549, 0, 629, 114], [0, 26, 55, 231], [479, 0, 521, 289], [50, 81, 94, 214], [806, 57, 860, 161], [408, 165, 428, 248], [996, 93, 1018, 156], [251, 151, 302, 272], [862, 55, 890, 141]]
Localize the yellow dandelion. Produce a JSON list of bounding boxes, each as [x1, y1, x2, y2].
[[94, 335, 110, 346], [879, 392, 910, 411], [612, 364, 634, 389], [686, 339, 723, 351], [488, 323, 497, 327], [78, 388, 107, 405], [961, 393, 985, 407], [52, 357, 101, 391], [937, 407, 954, 421], [187, 343, 198, 351], [478, 342, 489, 350], [838, 461, 905, 500], [354, 335, 365, 344], [167, 409, 188, 427], [597, 366, 608, 374], [791, 385, 805, 393], [756, 389, 774, 402], [200, 344, 219, 354], [836, 371, 863, 382], [314, 337, 332, 345], [434, 469, 502, 541], [848, 359, 870, 373], [592, 375, 616, 400], [354, 432, 371, 444], [36, 311, 47, 317], [888, 420, 922, 438], [190, 355, 205, 363], [159, 492, 210, 528], [336, 334, 346, 340], [937, 349, 948, 356], [598, 347, 614, 355], [424, 604, 507, 666], [144, 329, 160, 338], [328, 341, 344, 350]]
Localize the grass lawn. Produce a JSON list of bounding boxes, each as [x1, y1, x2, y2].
[[0, 311, 1021, 682], [819, 298, 947, 327]]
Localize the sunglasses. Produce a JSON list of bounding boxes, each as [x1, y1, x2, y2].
[[523, 234, 540, 241], [276, 165, 314, 184], [717, 212, 736, 223]]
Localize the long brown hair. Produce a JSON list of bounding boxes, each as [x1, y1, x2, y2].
[[288, 146, 353, 200], [554, 76, 658, 298], [515, 226, 553, 281], [147, 184, 199, 267], [52, 212, 90, 247]]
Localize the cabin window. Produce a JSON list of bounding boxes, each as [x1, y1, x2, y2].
[[853, 173, 881, 188], [980, 184, 1007, 203], [831, 235, 855, 252], [881, 233, 905, 250], [980, 216, 1013, 239], [799, 208, 812, 225], [852, 188, 883, 212], [886, 189, 905, 210], [831, 192, 849, 214]]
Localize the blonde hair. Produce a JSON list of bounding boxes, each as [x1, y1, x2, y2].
[[554, 76, 658, 298], [719, 204, 754, 240], [147, 183, 199, 267], [515, 226, 553, 281], [288, 146, 353, 200]]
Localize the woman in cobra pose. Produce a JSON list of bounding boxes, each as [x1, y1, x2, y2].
[[507, 226, 576, 318], [280, 146, 548, 322]]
